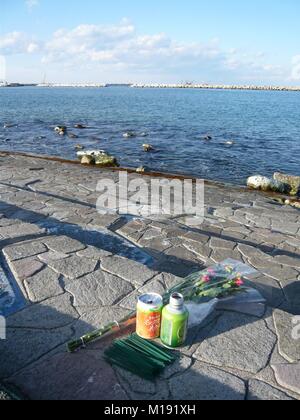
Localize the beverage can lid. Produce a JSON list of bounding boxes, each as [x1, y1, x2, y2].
[[138, 293, 163, 311]]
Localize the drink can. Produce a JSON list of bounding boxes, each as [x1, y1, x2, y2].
[[136, 293, 163, 340]]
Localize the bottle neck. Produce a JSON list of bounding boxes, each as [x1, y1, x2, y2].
[[169, 293, 185, 312], [167, 303, 185, 314]]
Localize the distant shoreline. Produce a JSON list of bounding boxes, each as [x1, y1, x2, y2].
[[1, 82, 300, 92]]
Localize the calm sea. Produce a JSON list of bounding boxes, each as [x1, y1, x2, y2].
[[0, 86, 300, 185]]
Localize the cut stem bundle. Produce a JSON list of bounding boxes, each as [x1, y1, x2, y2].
[[104, 334, 177, 381]]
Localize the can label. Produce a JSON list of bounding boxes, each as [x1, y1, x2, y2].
[[136, 294, 163, 340]]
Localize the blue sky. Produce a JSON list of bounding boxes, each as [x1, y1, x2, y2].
[[1, 0, 300, 84]]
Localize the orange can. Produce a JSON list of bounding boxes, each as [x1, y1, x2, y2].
[[136, 293, 163, 340]]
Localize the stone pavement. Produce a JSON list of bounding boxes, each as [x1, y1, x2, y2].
[[0, 153, 299, 400]]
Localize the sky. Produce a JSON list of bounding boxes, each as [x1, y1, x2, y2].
[[1, 0, 300, 85]]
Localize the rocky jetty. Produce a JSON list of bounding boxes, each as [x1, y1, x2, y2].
[[132, 83, 300, 92]]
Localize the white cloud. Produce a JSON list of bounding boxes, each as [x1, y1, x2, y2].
[[27, 42, 39, 53], [0, 32, 41, 56], [0, 56, 6, 80], [25, 0, 39, 10], [0, 20, 292, 83], [0, 32, 40, 55], [291, 55, 300, 80], [40, 21, 224, 73], [223, 49, 284, 80]]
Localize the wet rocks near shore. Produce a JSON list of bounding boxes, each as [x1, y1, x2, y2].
[[77, 150, 119, 167], [273, 173, 300, 196], [80, 155, 94, 165], [136, 166, 146, 173], [247, 175, 288, 194], [285, 199, 300, 209], [247, 174, 299, 196]]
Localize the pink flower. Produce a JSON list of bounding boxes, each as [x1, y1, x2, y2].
[[207, 268, 215, 274], [235, 278, 244, 287], [202, 275, 211, 283]]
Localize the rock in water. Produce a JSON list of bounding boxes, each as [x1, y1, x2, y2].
[[95, 154, 119, 167], [77, 150, 106, 159], [136, 166, 146, 173], [75, 144, 84, 150], [68, 133, 78, 139], [81, 155, 94, 165], [123, 132, 137, 138], [273, 172, 300, 196], [247, 175, 290, 194], [143, 144, 154, 152], [77, 150, 119, 167], [54, 126, 67, 136]]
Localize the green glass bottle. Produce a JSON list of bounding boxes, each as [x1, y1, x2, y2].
[[160, 293, 189, 348]]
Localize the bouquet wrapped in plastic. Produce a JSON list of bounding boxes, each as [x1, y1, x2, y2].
[[67, 259, 263, 352], [166, 259, 262, 328]]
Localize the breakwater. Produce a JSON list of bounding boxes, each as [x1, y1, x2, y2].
[[131, 83, 300, 92]]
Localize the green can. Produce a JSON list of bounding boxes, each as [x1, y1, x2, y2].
[[160, 293, 189, 348]]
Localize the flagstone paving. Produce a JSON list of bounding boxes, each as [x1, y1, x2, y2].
[[0, 153, 299, 400]]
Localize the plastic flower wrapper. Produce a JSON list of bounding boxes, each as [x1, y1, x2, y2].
[[67, 259, 262, 352], [165, 259, 261, 328], [164, 259, 257, 303]]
